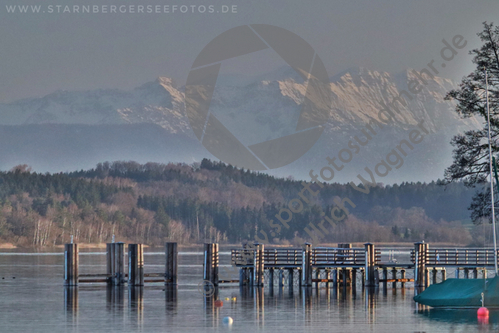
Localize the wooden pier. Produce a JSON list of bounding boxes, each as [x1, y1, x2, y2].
[[64, 241, 499, 291]]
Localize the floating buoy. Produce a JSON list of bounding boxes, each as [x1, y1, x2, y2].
[[223, 316, 233, 325], [478, 307, 489, 318], [214, 300, 223, 307]]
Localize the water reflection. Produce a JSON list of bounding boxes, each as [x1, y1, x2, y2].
[[64, 286, 78, 326], [128, 286, 143, 329], [165, 286, 178, 314], [418, 308, 499, 330], [204, 287, 220, 328]]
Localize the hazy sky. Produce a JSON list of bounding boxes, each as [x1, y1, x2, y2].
[[0, 0, 498, 102]]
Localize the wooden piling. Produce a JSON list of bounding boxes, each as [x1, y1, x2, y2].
[[414, 242, 428, 287], [391, 268, 397, 288], [269, 268, 274, 288], [441, 268, 446, 281], [473, 268, 478, 279], [204, 243, 219, 286], [128, 244, 144, 286], [432, 268, 438, 285], [364, 243, 376, 287], [114, 242, 125, 285], [288, 268, 294, 289], [401, 269, 406, 288], [302, 243, 312, 287], [278, 269, 284, 288], [64, 243, 79, 286], [253, 243, 264, 286], [165, 242, 178, 285]]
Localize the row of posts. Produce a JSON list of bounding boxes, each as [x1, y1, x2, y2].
[[65, 241, 433, 288], [64, 242, 178, 286]]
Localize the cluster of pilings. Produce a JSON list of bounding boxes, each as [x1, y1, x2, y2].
[[64, 242, 178, 286]]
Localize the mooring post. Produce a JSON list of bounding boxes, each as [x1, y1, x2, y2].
[[414, 242, 426, 287], [473, 268, 478, 279], [278, 269, 284, 288], [114, 242, 125, 285], [391, 268, 397, 288], [464, 268, 469, 279], [165, 242, 178, 285], [441, 268, 446, 281], [401, 269, 406, 288], [203, 243, 219, 286], [269, 268, 274, 288], [364, 243, 375, 287], [253, 243, 264, 286], [302, 243, 312, 287], [106, 243, 113, 284], [64, 243, 79, 286], [128, 244, 144, 287]]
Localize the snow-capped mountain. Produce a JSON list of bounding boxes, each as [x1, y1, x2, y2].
[[0, 67, 479, 182]]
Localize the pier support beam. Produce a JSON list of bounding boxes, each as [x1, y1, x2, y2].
[[288, 268, 294, 289], [165, 242, 178, 285], [64, 243, 79, 286], [253, 243, 264, 286], [302, 243, 312, 287], [128, 244, 144, 286], [203, 243, 219, 286], [364, 243, 376, 287]]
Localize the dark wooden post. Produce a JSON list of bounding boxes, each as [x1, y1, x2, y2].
[[253, 243, 264, 286], [391, 268, 397, 288], [106, 243, 113, 284], [352, 269, 357, 290], [302, 243, 312, 287], [165, 242, 178, 285], [432, 268, 438, 285], [382, 268, 388, 289], [278, 269, 284, 288], [64, 243, 79, 286], [113, 242, 125, 285], [269, 268, 274, 288], [288, 268, 294, 289], [364, 243, 375, 287], [401, 269, 406, 288], [128, 244, 144, 286], [441, 268, 446, 281], [203, 243, 219, 286]]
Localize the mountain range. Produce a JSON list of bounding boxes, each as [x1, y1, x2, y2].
[[0, 67, 479, 183]]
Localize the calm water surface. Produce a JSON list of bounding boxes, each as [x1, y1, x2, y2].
[[0, 247, 497, 332]]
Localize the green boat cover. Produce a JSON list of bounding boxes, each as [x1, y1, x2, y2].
[[414, 276, 499, 308]]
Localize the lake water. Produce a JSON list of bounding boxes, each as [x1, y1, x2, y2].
[[0, 246, 497, 332]]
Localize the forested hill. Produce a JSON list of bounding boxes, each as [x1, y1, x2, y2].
[[0, 160, 478, 247]]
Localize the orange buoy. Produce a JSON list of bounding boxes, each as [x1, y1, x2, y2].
[[477, 307, 489, 317], [214, 300, 223, 307]]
